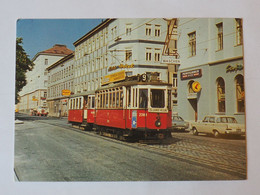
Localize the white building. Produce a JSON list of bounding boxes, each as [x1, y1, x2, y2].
[[46, 53, 75, 117], [177, 18, 245, 123], [18, 44, 73, 114], [73, 18, 169, 96]]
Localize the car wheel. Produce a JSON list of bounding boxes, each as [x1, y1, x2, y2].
[[213, 130, 220, 138], [192, 127, 198, 136]]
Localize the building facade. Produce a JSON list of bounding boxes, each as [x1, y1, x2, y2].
[[46, 53, 75, 117], [177, 18, 245, 123], [72, 18, 169, 96], [18, 44, 73, 114]]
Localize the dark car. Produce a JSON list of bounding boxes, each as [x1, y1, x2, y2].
[[172, 116, 189, 131]]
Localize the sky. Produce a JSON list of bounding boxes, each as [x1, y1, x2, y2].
[[16, 19, 104, 59]]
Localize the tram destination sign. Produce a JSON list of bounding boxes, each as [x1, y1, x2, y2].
[[180, 69, 202, 80]]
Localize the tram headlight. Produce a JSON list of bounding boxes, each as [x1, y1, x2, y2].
[[155, 120, 161, 127]]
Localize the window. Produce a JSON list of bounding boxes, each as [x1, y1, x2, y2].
[[145, 24, 151, 36], [217, 77, 226, 112], [150, 89, 165, 108], [146, 48, 152, 61], [139, 89, 148, 109], [126, 24, 132, 36], [209, 117, 215, 123], [154, 49, 161, 62], [45, 59, 48, 65], [235, 19, 243, 45], [172, 76, 177, 88], [216, 23, 223, 50], [235, 75, 245, 112], [188, 32, 196, 56], [203, 117, 209, 122], [125, 50, 132, 61], [155, 25, 161, 37]]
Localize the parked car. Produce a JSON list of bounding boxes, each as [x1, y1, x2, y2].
[[172, 115, 189, 131], [36, 106, 49, 116], [191, 115, 245, 138]]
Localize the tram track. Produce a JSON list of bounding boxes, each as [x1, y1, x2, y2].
[[38, 120, 247, 179]]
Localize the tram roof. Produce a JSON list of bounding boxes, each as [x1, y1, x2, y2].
[[96, 80, 171, 92], [69, 90, 95, 98]]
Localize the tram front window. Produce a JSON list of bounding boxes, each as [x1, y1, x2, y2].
[[139, 89, 148, 108], [150, 89, 165, 108]]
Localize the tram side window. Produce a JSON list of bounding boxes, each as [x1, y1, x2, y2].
[[105, 92, 108, 108], [91, 96, 95, 109], [119, 90, 123, 108], [109, 92, 112, 108], [151, 89, 165, 108], [79, 97, 82, 109], [112, 92, 115, 108], [168, 90, 172, 110], [76, 99, 79, 109], [127, 88, 131, 107], [84, 97, 89, 108], [139, 89, 148, 109], [116, 91, 119, 107]]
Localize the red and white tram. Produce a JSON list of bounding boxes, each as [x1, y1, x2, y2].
[[94, 79, 172, 140], [68, 92, 95, 130], [68, 73, 173, 140]]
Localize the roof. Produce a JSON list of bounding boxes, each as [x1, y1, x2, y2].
[[41, 44, 73, 55], [73, 19, 115, 46], [32, 44, 73, 61], [96, 80, 171, 92]]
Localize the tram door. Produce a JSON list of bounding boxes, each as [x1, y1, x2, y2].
[[83, 96, 88, 120], [139, 89, 148, 128]]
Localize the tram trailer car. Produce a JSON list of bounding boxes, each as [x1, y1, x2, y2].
[[68, 93, 95, 130], [94, 79, 173, 140]]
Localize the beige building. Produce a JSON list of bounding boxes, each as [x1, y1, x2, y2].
[[46, 53, 75, 117], [73, 18, 169, 97], [18, 44, 73, 114]]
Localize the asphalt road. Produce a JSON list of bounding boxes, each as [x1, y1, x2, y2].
[[14, 115, 247, 181]]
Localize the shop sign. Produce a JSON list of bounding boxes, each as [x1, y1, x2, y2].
[[101, 70, 126, 85], [62, 89, 71, 96], [161, 56, 181, 64], [108, 64, 134, 72], [226, 64, 243, 73], [192, 81, 201, 93], [181, 69, 202, 80], [32, 98, 38, 101]]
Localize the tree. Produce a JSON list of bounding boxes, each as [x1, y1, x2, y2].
[[16, 37, 34, 104]]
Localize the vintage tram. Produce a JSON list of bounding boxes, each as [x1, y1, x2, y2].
[[68, 72, 173, 141], [68, 92, 95, 130]]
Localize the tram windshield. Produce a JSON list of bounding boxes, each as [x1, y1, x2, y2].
[[150, 89, 165, 108]]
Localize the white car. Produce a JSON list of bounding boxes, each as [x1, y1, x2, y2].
[[191, 115, 245, 138]]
